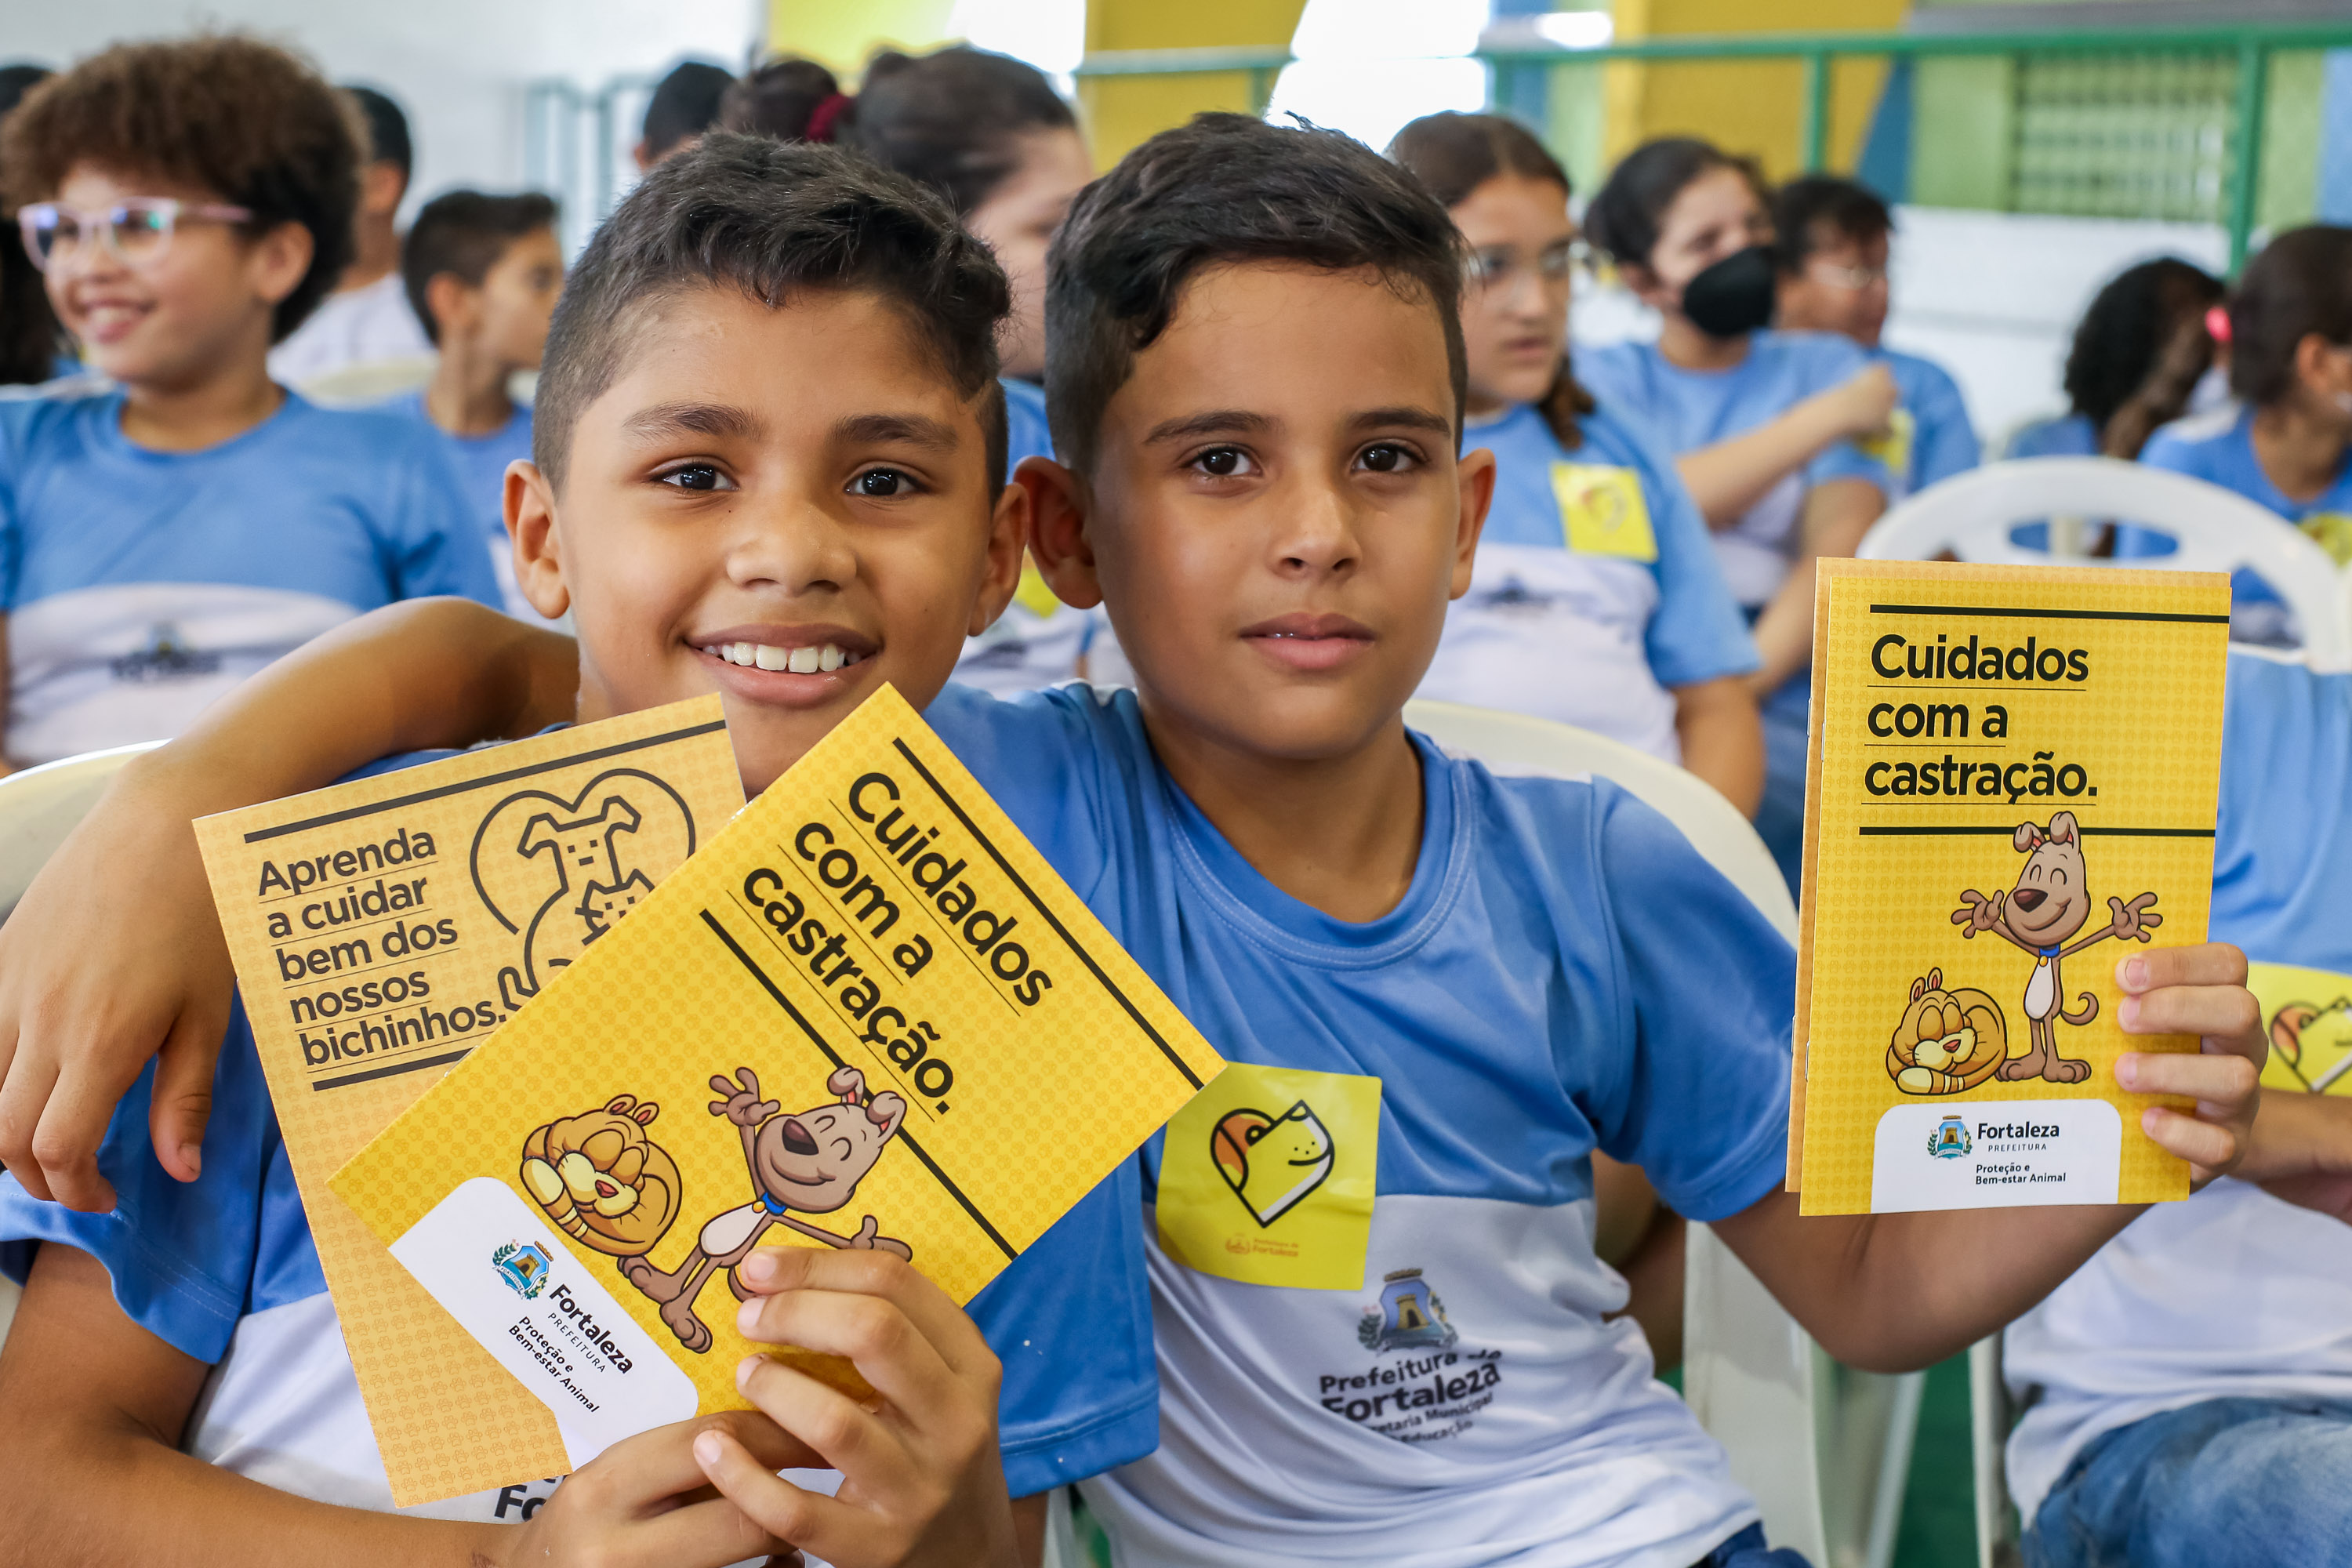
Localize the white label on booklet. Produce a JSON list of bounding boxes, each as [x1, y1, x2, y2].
[[1869, 1098, 2122, 1213], [387, 1177, 698, 1469]]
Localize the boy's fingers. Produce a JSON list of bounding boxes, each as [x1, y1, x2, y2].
[[2114, 1049, 2260, 1107], [148, 1004, 227, 1184], [734, 1286, 967, 1431], [733, 1351, 909, 1479], [2115, 983, 2262, 1047], [695, 1428, 877, 1564], [616, 1494, 788, 1568], [736, 1246, 989, 1378], [2143, 1105, 2241, 1174], [2116, 943, 2247, 994], [29, 1054, 136, 1214], [0, 1043, 64, 1203]]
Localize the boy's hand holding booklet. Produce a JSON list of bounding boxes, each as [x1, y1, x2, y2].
[[1793, 559, 2232, 1215], [198, 686, 1224, 1504]]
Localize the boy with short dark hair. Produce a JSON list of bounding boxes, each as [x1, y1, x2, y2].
[[636, 60, 734, 172], [393, 188, 564, 619], [269, 83, 434, 386], [0, 117, 2271, 1568], [0, 38, 495, 766], [1773, 173, 1979, 496]]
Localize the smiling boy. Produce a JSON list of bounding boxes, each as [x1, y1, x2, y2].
[[0, 117, 2273, 1568]]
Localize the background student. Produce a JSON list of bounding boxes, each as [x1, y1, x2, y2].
[[1772, 172, 1979, 498], [1388, 111, 1763, 812], [388, 188, 564, 621], [2009, 257, 2224, 461], [0, 64, 63, 388], [267, 85, 432, 387], [633, 59, 733, 172], [1577, 136, 1896, 887], [0, 38, 498, 766]]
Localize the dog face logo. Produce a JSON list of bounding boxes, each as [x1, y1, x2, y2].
[[519, 1094, 682, 1258], [1953, 811, 2160, 1086], [471, 770, 700, 1013], [1886, 968, 2011, 1095], [622, 1065, 911, 1356], [1211, 1100, 1336, 1229], [2270, 998, 2352, 1094]]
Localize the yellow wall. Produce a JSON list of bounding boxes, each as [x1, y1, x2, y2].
[[766, 0, 960, 82], [1080, 0, 1311, 169], [1606, 0, 1909, 177]]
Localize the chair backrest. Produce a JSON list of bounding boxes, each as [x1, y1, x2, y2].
[[1401, 701, 1827, 1563], [1857, 456, 2352, 665], [294, 354, 437, 409], [0, 742, 162, 918]]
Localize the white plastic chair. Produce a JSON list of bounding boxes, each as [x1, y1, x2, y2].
[[1404, 702, 1918, 1568], [292, 354, 437, 409], [0, 742, 163, 1348], [1857, 456, 2352, 666]]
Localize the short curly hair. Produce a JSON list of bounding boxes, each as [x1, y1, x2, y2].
[[0, 35, 361, 343]]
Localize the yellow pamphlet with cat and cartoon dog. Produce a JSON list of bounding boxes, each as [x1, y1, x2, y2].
[[328, 683, 1225, 1490], [193, 695, 744, 1506], [1793, 559, 2230, 1216]]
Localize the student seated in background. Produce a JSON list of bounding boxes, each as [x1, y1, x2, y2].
[[0, 135, 1152, 1568], [1388, 111, 1763, 813], [1577, 137, 1896, 890], [0, 38, 497, 767], [633, 59, 733, 172], [389, 189, 564, 620], [1999, 646, 2352, 1568], [0, 113, 2272, 1568], [2134, 227, 2352, 644], [1772, 173, 1979, 498], [2009, 257, 2223, 462], [267, 85, 432, 387]]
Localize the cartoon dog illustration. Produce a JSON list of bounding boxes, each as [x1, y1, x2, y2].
[[1951, 811, 2160, 1085], [519, 1095, 682, 1260], [623, 1065, 909, 1354], [1210, 1101, 1335, 1227], [2270, 997, 2352, 1094], [1886, 968, 2011, 1095]]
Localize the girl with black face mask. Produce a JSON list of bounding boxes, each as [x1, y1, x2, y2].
[[1580, 137, 1899, 892]]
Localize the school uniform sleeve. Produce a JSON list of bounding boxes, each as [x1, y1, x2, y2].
[[379, 426, 502, 607], [1903, 354, 1980, 488], [0, 1004, 281, 1364], [1624, 426, 1760, 688], [1584, 781, 1795, 1221], [1568, 343, 1647, 430], [1795, 335, 1896, 499]]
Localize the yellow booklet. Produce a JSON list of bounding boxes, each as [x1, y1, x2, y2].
[[193, 696, 742, 1505], [1793, 560, 2230, 1215], [330, 684, 1225, 1485]]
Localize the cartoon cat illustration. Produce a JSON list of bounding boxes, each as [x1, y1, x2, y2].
[[623, 1065, 909, 1355], [1953, 811, 2159, 1085], [1210, 1100, 1335, 1228], [1886, 968, 2011, 1095], [519, 1095, 683, 1261]]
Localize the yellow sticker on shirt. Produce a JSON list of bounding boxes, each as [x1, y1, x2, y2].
[[1156, 1062, 1381, 1291], [1857, 407, 1916, 483], [2249, 962, 2352, 1096], [1552, 463, 1657, 562], [2299, 514, 2352, 568]]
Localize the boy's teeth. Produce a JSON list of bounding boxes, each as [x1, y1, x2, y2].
[[787, 646, 820, 673], [753, 644, 789, 671], [709, 641, 856, 672], [818, 644, 844, 672]]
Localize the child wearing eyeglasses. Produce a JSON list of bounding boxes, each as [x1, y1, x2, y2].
[[1772, 174, 1980, 501], [0, 37, 496, 768], [1387, 112, 1763, 815]]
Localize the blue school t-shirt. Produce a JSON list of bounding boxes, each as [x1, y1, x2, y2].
[[925, 681, 1792, 1567], [1417, 401, 1757, 762], [2002, 648, 2352, 1516], [956, 378, 1082, 695], [0, 736, 1157, 1521], [1876, 346, 1980, 495], [2006, 412, 2099, 461], [0, 387, 499, 764], [383, 390, 540, 622], [1577, 331, 1893, 610], [2136, 407, 2352, 634]]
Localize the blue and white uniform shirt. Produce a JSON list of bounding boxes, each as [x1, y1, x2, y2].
[[1874, 346, 1980, 498], [956, 378, 1084, 695], [933, 683, 1795, 1568], [2136, 405, 2352, 641], [1418, 401, 1757, 762], [1577, 330, 1894, 610], [382, 390, 545, 623], [0, 388, 499, 763]]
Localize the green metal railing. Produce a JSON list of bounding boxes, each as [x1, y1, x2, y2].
[[1073, 20, 2352, 273]]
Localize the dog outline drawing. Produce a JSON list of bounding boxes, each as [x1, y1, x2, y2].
[[622, 1065, 909, 1354], [1210, 1101, 1336, 1228], [2270, 997, 2352, 1094], [1951, 811, 2160, 1085]]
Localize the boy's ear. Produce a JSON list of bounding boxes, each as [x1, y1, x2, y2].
[[249, 221, 314, 310], [425, 272, 476, 340], [971, 478, 1030, 637], [1019, 456, 1103, 612], [507, 460, 572, 620], [1449, 445, 1497, 602]]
